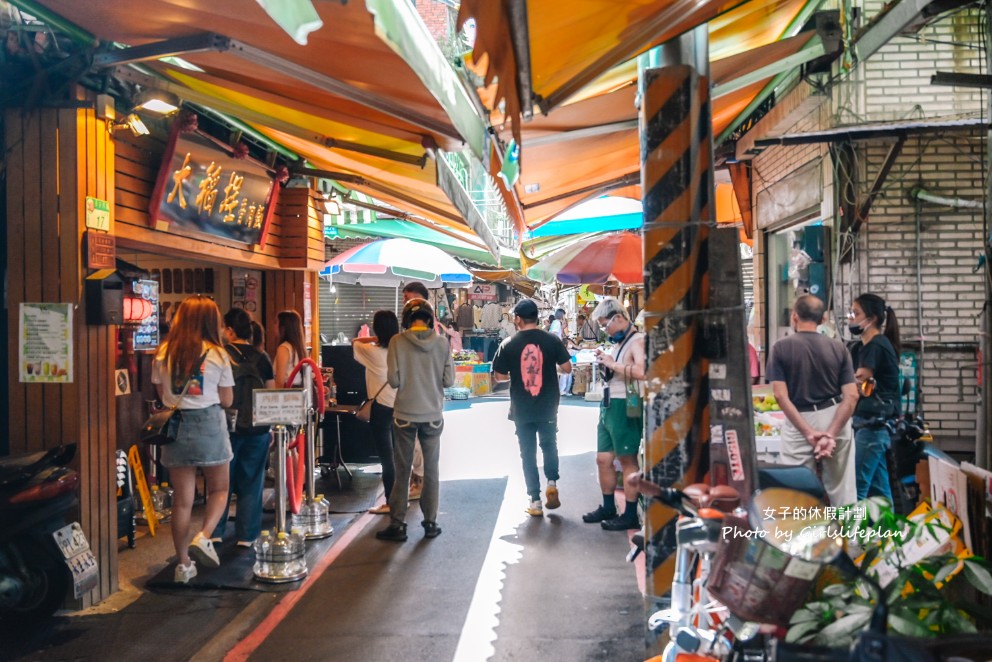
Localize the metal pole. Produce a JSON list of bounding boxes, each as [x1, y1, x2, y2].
[[980, 0, 992, 469], [273, 425, 288, 534], [304, 364, 317, 502], [639, 24, 755, 654]]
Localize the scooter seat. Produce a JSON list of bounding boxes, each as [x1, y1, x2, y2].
[[756, 464, 826, 501], [682, 483, 740, 512]]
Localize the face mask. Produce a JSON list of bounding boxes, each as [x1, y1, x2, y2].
[[609, 325, 629, 343], [848, 323, 863, 336]]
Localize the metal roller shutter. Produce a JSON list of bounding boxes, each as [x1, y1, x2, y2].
[[318, 282, 402, 341]]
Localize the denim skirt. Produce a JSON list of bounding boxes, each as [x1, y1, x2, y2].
[[161, 405, 233, 468]]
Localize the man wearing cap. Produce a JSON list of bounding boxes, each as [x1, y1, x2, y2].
[[766, 294, 859, 506], [493, 299, 572, 517]]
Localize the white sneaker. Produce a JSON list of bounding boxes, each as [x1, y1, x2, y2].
[[189, 532, 220, 568], [175, 561, 197, 584], [525, 500, 543, 517]]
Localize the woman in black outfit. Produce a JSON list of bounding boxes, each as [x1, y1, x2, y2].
[[848, 293, 901, 501]]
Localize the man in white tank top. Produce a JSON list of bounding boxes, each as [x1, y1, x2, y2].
[[582, 298, 646, 531]]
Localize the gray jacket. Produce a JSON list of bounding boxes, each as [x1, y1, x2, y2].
[[386, 329, 454, 422]]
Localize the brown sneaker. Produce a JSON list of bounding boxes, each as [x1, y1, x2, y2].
[[545, 485, 561, 510], [409, 474, 423, 501]]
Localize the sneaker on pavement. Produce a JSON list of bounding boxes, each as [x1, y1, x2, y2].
[[236, 540, 254, 548], [375, 522, 408, 542], [188, 532, 220, 568], [369, 503, 391, 515], [601, 515, 640, 531], [545, 485, 561, 510], [422, 521, 442, 539], [174, 561, 197, 584], [525, 500, 543, 517], [582, 505, 617, 523]]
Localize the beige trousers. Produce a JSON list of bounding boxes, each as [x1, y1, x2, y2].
[[779, 403, 856, 507]]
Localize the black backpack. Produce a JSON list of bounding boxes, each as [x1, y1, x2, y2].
[[226, 344, 268, 434]]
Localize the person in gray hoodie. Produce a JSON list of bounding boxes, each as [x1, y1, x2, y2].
[[376, 298, 454, 542]]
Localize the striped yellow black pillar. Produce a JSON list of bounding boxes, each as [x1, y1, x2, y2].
[[639, 30, 712, 647]]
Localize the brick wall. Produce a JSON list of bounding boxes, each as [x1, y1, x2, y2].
[[858, 1, 985, 121], [743, 6, 988, 455], [839, 134, 985, 451], [415, 0, 453, 42]]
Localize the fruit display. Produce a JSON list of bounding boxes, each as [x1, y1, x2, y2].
[[752, 395, 781, 412], [453, 350, 482, 363]]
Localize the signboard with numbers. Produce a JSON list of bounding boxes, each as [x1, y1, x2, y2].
[[148, 119, 278, 248]]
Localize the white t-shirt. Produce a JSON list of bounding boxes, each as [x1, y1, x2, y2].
[[152, 343, 234, 409], [353, 342, 397, 408]]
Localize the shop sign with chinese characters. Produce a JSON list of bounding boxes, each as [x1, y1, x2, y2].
[[149, 126, 278, 247]]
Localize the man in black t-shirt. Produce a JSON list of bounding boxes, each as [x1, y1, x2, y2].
[[766, 295, 859, 506], [493, 299, 572, 517]]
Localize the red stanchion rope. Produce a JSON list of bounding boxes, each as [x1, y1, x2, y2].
[[283, 358, 326, 514]]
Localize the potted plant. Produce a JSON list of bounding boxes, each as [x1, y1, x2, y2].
[[787, 497, 992, 646]]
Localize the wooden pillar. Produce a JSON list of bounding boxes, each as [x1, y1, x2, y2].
[[265, 187, 323, 361], [4, 100, 118, 606]]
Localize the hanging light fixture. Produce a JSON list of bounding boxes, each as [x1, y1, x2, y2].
[[132, 89, 181, 116], [323, 191, 341, 216], [108, 113, 150, 137]]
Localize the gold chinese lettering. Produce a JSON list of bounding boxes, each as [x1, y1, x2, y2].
[[166, 153, 192, 209], [252, 205, 266, 229], [219, 172, 245, 222], [195, 162, 222, 215], [236, 199, 249, 226]]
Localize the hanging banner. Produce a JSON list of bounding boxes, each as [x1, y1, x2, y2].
[[19, 303, 73, 383]]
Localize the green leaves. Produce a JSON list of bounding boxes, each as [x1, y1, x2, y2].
[[963, 559, 992, 596], [787, 499, 989, 645]]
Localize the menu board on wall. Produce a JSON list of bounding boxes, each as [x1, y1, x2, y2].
[[19, 303, 73, 383], [133, 279, 160, 351], [148, 121, 278, 248]]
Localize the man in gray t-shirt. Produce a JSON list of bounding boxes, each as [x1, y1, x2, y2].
[[765, 295, 859, 506]]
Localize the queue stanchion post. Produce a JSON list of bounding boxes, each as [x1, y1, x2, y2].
[[253, 390, 308, 583]]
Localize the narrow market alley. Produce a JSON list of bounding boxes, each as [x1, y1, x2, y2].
[[2, 396, 646, 662]]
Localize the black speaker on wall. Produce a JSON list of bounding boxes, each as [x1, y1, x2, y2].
[[321, 345, 377, 463]]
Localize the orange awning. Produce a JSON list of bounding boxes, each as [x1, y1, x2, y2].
[[34, 0, 511, 251], [509, 28, 817, 229]]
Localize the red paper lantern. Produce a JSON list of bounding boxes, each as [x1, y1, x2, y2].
[[123, 296, 153, 322]]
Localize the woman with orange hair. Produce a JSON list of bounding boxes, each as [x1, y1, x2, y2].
[[151, 295, 234, 583]]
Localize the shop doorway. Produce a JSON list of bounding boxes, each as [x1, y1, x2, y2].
[[765, 221, 832, 342]]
